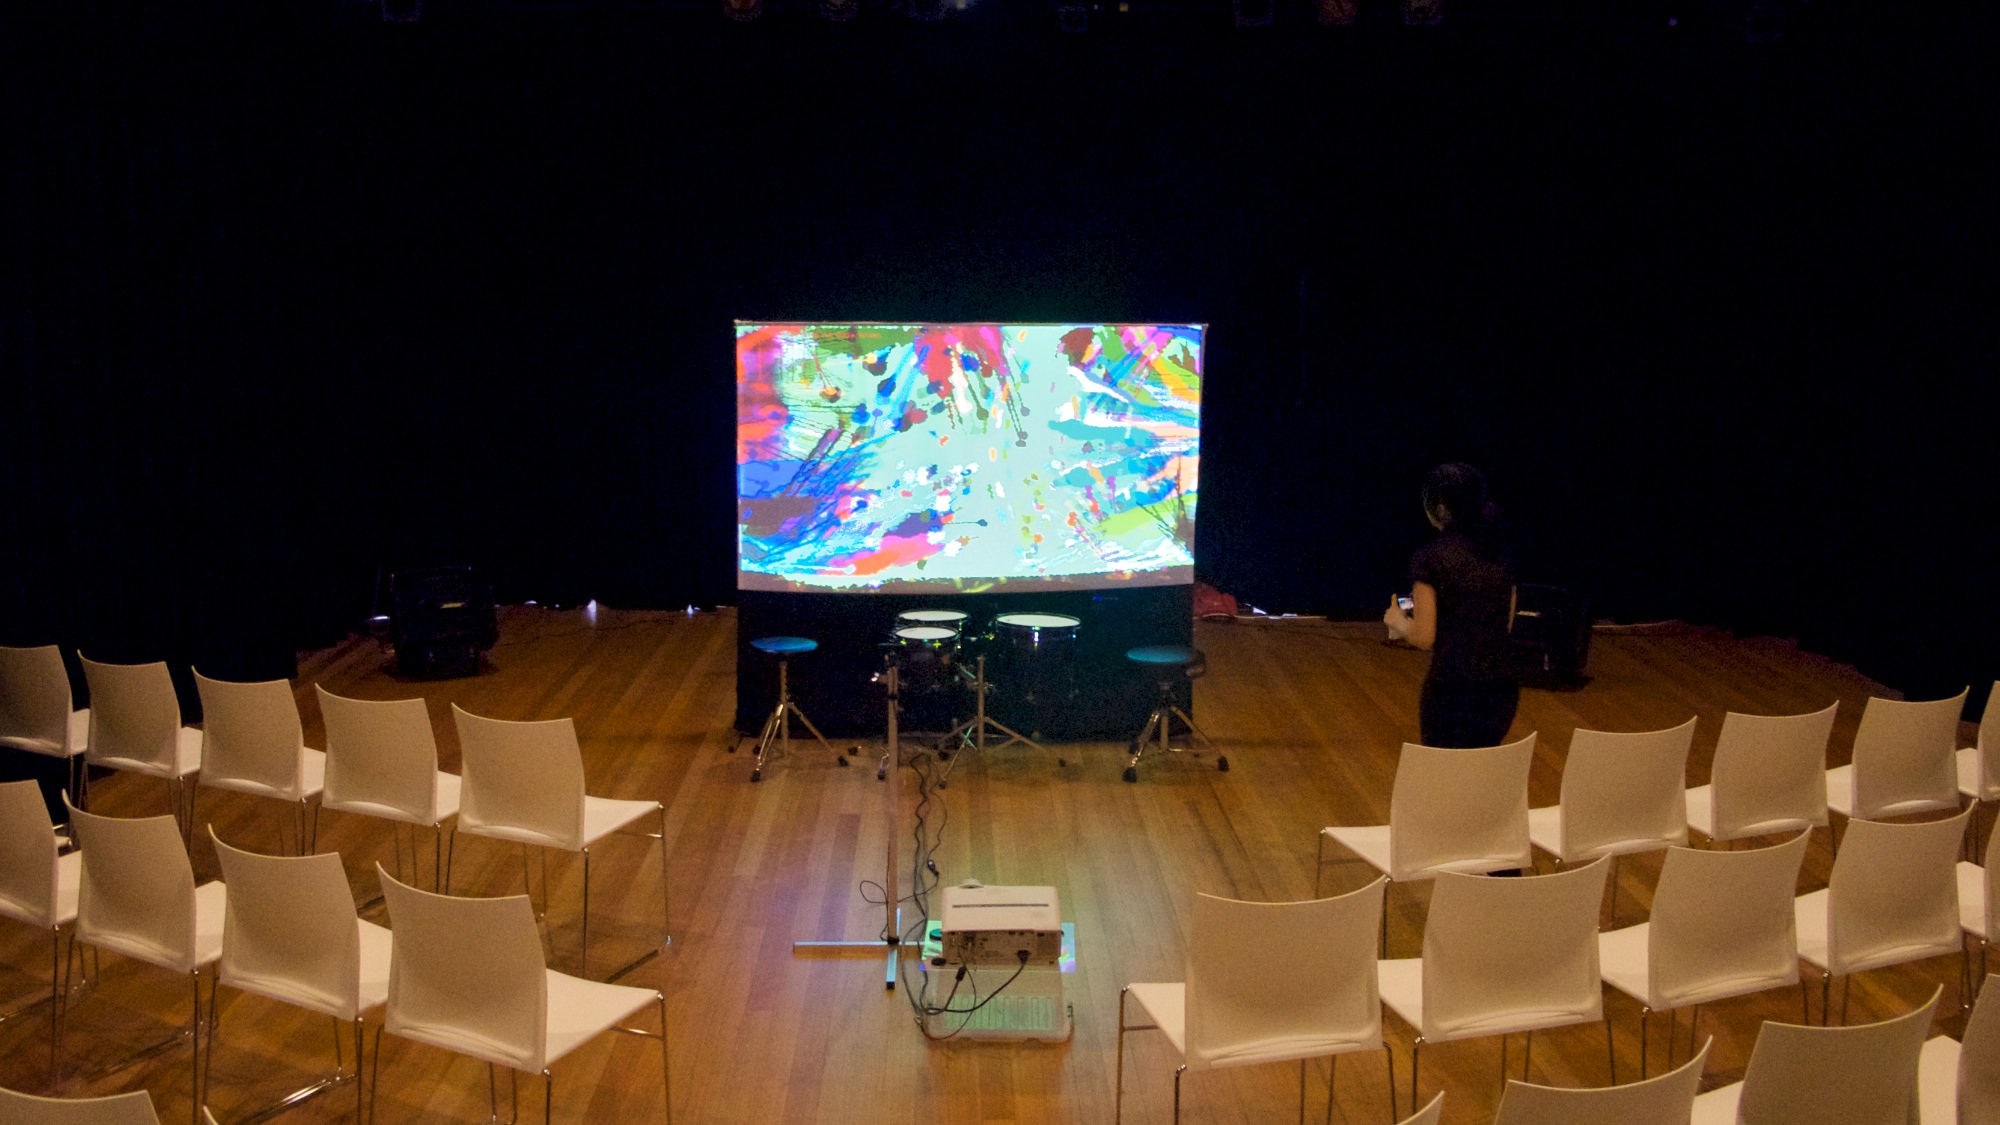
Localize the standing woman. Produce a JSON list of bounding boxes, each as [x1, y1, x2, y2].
[[1384, 463, 1520, 748]]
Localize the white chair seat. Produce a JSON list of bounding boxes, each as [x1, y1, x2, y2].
[[464, 793, 657, 851], [1322, 824, 1524, 881], [202, 747, 327, 802], [1124, 982, 1187, 1055], [95, 726, 203, 780], [322, 769, 462, 825], [1379, 955, 1595, 1040], [1918, 1034, 1961, 1125], [1824, 762, 1960, 820], [1960, 746, 1998, 802], [544, 968, 659, 1062], [0, 707, 89, 759], [1960, 861, 1989, 939], [1684, 782, 1822, 838], [1686, 1081, 1742, 1124]]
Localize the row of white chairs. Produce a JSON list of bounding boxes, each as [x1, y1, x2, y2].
[[1118, 870, 2000, 1124], [0, 645, 668, 981], [0, 782, 669, 1125]]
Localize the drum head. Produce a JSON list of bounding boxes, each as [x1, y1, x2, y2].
[[994, 612, 1081, 629], [895, 626, 957, 641], [898, 609, 968, 625]]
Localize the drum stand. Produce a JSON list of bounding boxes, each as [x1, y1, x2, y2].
[[937, 655, 1063, 787]]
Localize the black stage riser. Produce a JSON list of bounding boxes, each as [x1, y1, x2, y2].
[[735, 585, 1194, 742]]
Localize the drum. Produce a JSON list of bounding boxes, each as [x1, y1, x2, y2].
[[990, 612, 1081, 734], [897, 608, 969, 630], [892, 624, 961, 729]]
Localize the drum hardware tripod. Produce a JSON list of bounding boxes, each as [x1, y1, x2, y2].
[[936, 654, 1063, 788]]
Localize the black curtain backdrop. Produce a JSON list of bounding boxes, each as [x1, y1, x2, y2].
[[3, 1, 1994, 711]]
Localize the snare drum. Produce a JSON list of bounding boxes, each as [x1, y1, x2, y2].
[[897, 608, 969, 630]]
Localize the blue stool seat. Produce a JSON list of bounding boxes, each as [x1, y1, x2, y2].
[[1127, 644, 1201, 667], [752, 635, 819, 656]]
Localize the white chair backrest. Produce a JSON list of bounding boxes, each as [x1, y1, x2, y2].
[[1824, 807, 1971, 976], [1735, 986, 1940, 1125], [65, 797, 200, 973], [1847, 689, 1968, 819], [1645, 832, 1809, 1010], [0, 644, 80, 757], [211, 830, 365, 1020], [1963, 974, 2000, 1124], [453, 706, 587, 851], [318, 686, 445, 823], [378, 865, 548, 1072], [1419, 859, 1607, 1041], [80, 657, 184, 774], [1974, 682, 2000, 800], [0, 1086, 161, 1125], [1386, 733, 1535, 881], [195, 671, 308, 799], [1184, 879, 1384, 1071], [0, 780, 61, 927], [1708, 702, 1837, 838], [1494, 1035, 1710, 1125], [1552, 718, 1696, 861], [1397, 1091, 1444, 1125]]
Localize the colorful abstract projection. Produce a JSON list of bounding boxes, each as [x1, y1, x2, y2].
[[737, 323, 1203, 593]]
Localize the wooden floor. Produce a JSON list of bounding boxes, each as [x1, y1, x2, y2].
[[0, 606, 1979, 1124]]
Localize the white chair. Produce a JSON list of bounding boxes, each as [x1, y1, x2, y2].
[[0, 644, 90, 809], [450, 705, 669, 979], [1684, 702, 1837, 844], [78, 658, 203, 848], [65, 797, 226, 1125], [1919, 973, 2000, 1125], [1795, 807, 1971, 1024], [1397, 1091, 1442, 1125], [1319, 733, 1535, 950], [1598, 831, 1809, 1078], [315, 686, 461, 890], [1115, 879, 1393, 1125], [1527, 718, 1695, 923], [1492, 1036, 1709, 1125], [192, 672, 325, 856], [1377, 859, 1610, 1110], [0, 1086, 160, 1125], [206, 830, 391, 1124], [1825, 689, 1968, 822], [1960, 817, 2000, 991], [374, 866, 670, 1124], [0, 779, 83, 1083], [1956, 683, 2000, 853], [1688, 985, 1940, 1125]]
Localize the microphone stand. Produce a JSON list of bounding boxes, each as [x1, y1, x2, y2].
[[791, 661, 903, 989]]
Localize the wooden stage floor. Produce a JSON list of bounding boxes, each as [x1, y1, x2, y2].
[[0, 606, 1977, 1123]]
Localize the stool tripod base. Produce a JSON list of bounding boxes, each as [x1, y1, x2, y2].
[[1125, 704, 1225, 783], [751, 699, 838, 782]]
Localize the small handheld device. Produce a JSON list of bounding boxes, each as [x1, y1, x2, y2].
[[1397, 595, 1415, 613]]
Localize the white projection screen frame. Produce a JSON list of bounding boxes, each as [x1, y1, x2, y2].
[[736, 322, 1203, 595]]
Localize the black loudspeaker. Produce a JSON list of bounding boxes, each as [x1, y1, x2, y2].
[[390, 566, 498, 679], [1510, 584, 1591, 689]]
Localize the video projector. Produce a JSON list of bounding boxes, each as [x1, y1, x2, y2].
[[938, 884, 1063, 967]]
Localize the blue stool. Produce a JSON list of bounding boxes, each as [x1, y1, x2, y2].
[[746, 635, 839, 782], [1123, 644, 1224, 782]]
